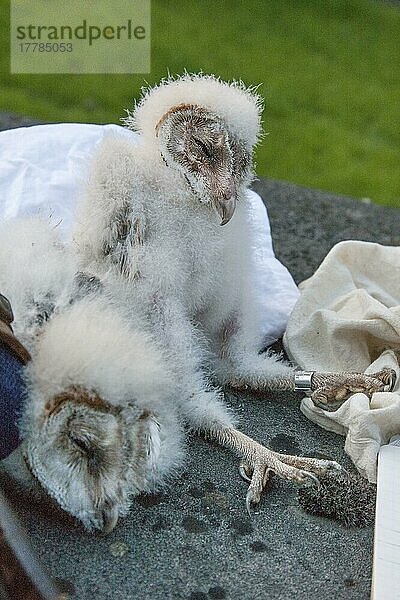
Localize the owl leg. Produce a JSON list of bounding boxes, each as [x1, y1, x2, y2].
[[147, 296, 237, 430], [205, 427, 341, 514]]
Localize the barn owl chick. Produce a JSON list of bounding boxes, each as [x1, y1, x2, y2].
[[22, 297, 184, 532], [74, 73, 393, 514], [0, 219, 184, 532], [122, 74, 259, 226]]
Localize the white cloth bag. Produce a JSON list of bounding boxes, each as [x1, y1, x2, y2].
[[284, 240, 400, 481]]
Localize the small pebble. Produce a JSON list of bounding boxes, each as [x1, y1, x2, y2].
[[109, 541, 129, 557]]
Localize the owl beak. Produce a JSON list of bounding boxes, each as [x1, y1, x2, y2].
[[213, 181, 237, 226], [216, 195, 236, 226], [98, 505, 119, 533]]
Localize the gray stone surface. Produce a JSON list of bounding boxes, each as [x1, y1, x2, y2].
[[0, 112, 42, 131], [1, 116, 399, 600], [253, 178, 399, 284]]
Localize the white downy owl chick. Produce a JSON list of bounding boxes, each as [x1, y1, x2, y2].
[[0, 219, 184, 532], [74, 74, 387, 514]]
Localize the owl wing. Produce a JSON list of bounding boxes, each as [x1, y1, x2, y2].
[[73, 134, 147, 279]]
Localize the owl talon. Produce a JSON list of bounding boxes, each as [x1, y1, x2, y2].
[[242, 462, 271, 515], [238, 454, 326, 516], [239, 461, 252, 483], [299, 470, 320, 488], [245, 488, 255, 516]]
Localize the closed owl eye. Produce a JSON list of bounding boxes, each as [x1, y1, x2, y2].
[[192, 136, 213, 159], [68, 431, 103, 474], [68, 431, 91, 453]]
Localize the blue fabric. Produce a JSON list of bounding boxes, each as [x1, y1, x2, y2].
[[0, 343, 26, 459]]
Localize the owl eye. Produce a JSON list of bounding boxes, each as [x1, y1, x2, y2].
[[68, 431, 91, 453], [192, 136, 213, 159]]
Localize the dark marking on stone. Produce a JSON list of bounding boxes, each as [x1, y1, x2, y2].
[[208, 586, 226, 599], [152, 517, 170, 532], [207, 516, 221, 528], [135, 493, 164, 508], [203, 480, 216, 492], [53, 578, 75, 595], [201, 491, 229, 511], [182, 516, 208, 534], [344, 578, 356, 588], [189, 593, 208, 600], [250, 540, 268, 553], [229, 517, 253, 536], [188, 486, 205, 499], [269, 433, 301, 455], [180, 544, 197, 556]]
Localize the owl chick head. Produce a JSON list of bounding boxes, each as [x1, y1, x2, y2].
[[21, 299, 183, 532], [124, 73, 263, 225]]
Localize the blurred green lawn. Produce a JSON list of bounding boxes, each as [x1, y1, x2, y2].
[[1, 0, 399, 207]]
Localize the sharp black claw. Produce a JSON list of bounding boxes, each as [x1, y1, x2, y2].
[[239, 463, 252, 483], [245, 489, 253, 516], [387, 370, 397, 392], [301, 471, 320, 488]]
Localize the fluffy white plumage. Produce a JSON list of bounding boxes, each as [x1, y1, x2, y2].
[[0, 219, 185, 531], [125, 73, 263, 150], [74, 73, 294, 397]]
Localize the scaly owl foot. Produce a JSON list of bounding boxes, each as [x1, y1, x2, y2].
[[207, 427, 342, 514], [238, 452, 341, 514], [310, 368, 396, 412]]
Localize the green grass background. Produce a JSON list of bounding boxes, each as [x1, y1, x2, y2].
[[1, 0, 399, 207]]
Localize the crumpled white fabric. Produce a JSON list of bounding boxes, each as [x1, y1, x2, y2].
[[0, 123, 135, 236], [284, 240, 400, 482], [0, 123, 299, 345]]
